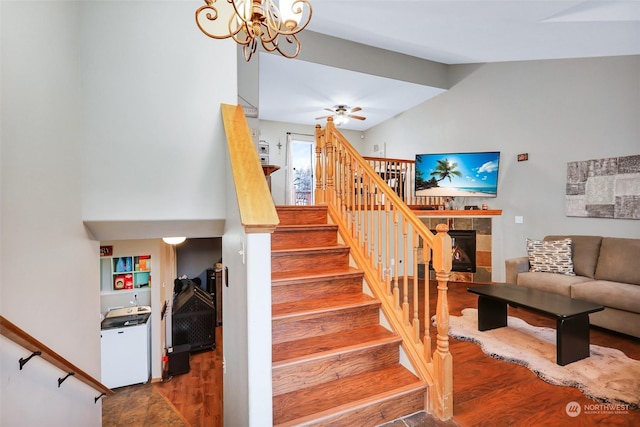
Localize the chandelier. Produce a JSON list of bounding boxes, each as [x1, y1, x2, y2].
[[195, 0, 312, 61]]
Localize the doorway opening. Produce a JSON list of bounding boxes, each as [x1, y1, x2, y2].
[[288, 138, 315, 206]]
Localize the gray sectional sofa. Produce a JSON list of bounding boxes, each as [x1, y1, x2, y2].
[[505, 235, 640, 338]]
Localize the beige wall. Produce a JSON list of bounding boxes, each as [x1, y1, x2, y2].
[[363, 55, 640, 281]]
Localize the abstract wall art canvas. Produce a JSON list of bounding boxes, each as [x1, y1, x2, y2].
[[566, 154, 640, 220]]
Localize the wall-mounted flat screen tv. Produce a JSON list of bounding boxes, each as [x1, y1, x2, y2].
[[415, 151, 500, 198]]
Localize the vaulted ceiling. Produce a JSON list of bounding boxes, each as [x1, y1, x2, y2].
[[258, 1, 640, 131]]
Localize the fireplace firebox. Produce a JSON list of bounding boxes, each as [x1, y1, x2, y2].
[[430, 229, 477, 273]]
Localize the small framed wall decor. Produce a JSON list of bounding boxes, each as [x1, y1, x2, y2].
[[259, 155, 269, 165], [258, 142, 269, 155]]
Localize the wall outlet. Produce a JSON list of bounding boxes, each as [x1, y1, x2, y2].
[[515, 216, 524, 224]]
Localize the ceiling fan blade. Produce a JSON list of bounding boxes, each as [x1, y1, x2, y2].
[[324, 108, 335, 113], [350, 107, 362, 113], [315, 115, 331, 120], [349, 114, 367, 121]]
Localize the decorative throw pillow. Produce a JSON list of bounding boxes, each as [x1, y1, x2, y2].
[[526, 238, 576, 276]]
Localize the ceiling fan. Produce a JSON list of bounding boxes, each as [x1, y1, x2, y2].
[[315, 105, 366, 126]]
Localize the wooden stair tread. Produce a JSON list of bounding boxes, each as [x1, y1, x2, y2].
[[271, 267, 363, 284], [276, 205, 327, 212], [272, 204, 427, 424], [272, 293, 379, 319], [272, 365, 425, 425], [271, 245, 350, 255], [272, 325, 400, 365], [274, 224, 338, 232]]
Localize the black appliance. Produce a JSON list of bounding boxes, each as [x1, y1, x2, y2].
[[206, 266, 223, 326], [166, 344, 191, 377], [172, 281, 215, 352]]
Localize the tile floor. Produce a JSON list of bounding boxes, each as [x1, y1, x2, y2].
[[102, 383, 186, 427]]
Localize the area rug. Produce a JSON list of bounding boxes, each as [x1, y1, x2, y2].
[[444, 308, 640, 408]]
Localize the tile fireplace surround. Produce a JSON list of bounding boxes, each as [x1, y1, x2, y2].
[[415, 210, 502, 283]]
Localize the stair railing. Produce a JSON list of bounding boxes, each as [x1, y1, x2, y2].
[[363, 156, 445, 207], [315, 118, 454, 420], [0, 315, 114, 403]]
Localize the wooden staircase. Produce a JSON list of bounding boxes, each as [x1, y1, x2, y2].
[[271, 205, 427, 427]]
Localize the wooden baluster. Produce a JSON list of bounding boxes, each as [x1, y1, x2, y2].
[[363, 174, 369, 254], [326, 126, 335, 205], [368, 177, 378, 267], [371, 185, 377, 269], [377, 189, 383, 280], [402, 217, 409, 324], [384, 199, 391, 295], [314, 124, 324, 204], [342, 152, 348, 221], [423, 234, 432, 361], [370, 184, 378, 267], [413, 229, 420, 343], [356, 164, 363, 243], [348, 156, 355, 227], [431, 223, 453, 420], [392, 207, 400, 310], [402, 161, 408, 202]]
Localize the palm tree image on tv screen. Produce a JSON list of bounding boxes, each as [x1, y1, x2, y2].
[[415, 152, 501, 198]]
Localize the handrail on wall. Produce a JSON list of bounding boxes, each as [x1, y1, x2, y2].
[[0, 315, 114, 403]]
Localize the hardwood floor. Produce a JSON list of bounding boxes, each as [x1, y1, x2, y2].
[[439, 281, 640, 427], [152, 327, 223, 427], [105, 283, 639, 426]]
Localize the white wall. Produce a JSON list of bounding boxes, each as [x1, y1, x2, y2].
[[258, 120, 363, 205], [1, 1, 236, 426], [363, 56, 640, 281], [80, 1, 233, 223], [1, 2, 101, 425]]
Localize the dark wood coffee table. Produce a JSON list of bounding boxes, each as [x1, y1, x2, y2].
[[467, 284, 604, 366]]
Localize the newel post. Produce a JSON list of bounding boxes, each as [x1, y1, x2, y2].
[[325, 118, 336, 205], [431, 223, 453, 420], [315, 124, 325, 204]]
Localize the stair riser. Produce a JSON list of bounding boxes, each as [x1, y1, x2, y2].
[[282, 389, 426, 427], [272, 306, 379, 345], [277, 208, 327, 225], [272, 228, 338, 250], [273, 344, 400, 396], [272, 206, 427, 425], [272, 276, 363, 305], [272, 250, 349, 275]]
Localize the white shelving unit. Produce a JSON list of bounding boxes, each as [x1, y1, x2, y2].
[[100, 255, 152, 295]]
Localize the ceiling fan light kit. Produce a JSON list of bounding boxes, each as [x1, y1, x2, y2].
[[315, 105, 367, 127], [195, 0, 312, 61]]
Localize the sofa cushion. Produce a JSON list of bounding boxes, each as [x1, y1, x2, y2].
[[571, 280, 640, 314], [527, 238, 575, 276], [594, 237, 640, 286], [545, 235, 602, 278], [517, 272, 592, 297]]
